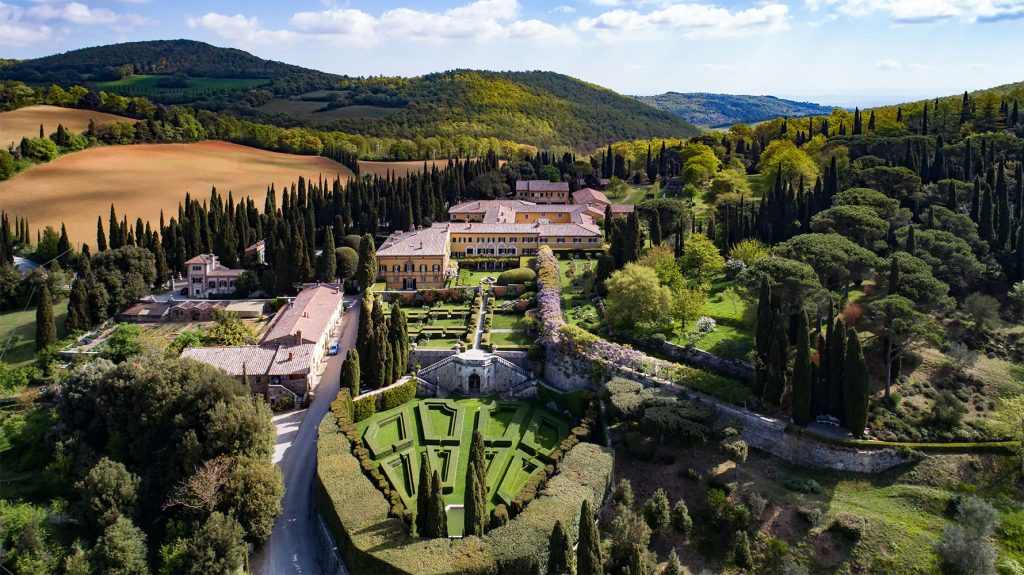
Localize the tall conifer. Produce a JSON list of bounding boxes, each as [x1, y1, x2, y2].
[[577, 500, 602, 575], [36, 283, 56, 351], [843, 328, 870, 437]]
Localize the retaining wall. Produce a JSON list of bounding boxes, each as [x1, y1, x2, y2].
[[660, 341, 756, 383]]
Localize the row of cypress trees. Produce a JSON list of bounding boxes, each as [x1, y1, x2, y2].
[[355, 295, 408, 389]]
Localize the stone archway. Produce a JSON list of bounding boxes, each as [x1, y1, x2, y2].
[[468, 373, 481, 392]]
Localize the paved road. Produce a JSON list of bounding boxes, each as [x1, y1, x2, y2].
[[253, 296, 359, 575]]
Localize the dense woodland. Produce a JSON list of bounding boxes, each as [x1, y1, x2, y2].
[[635, 92, 834, 128]]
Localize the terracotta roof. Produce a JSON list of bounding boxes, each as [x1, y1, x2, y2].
[[207, 265, 245, 278], [376, 226, 451, 257], [572, 188, 610, 206], [514, 180, 569, 192], [245, 240, 265, 254], [262, 285, 343, 345], [448, 221, 601, 237], [447, 200, 595, 224], [184, 254, 217, 265], [121, 302, 171, 317], [610, 204, 635, 214], [181, 343, 314, 376]]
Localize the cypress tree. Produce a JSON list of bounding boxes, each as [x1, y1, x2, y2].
[[415, 452, 432, 537], [906, 225, 917, 254], [755, 279, 774, 399], [547, 520, 571, 575], [996, 161, 1011, 250], [342, 348, 360, 398], [888, 256, 902, 294], [357, 296, 376, 387], [828, 318, 847, 420], [428, 470, 448, 538], [577, 500, 602, 575], [96, 216, 107, 252], [319, 226, 337, 281], [464, 460, 487, 537], [57, 224, 71, 266], [979, 184, 994, 242], [733, 530, 752, 569], [388, 303, 409, 382], [36, 283, 57, 351], [629, 544, 648, 575], [356, 233, 377, 291], [370, 297, 392, 388], [843, 328, 870, 437], [649, 214, 662, 246], [766, 307, 788, 406], [791, 313, 812, 425], [65, 278, 90, 333], [971, 179, 981, 222]]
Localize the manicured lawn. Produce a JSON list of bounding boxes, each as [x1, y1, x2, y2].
[[0, 300, 69, 366], [455, 270, 497, 286], [417, 337, 461, 349], [354, 396, 573, 533], [491, 313, 526, 330], [490, 331, 536, 348]]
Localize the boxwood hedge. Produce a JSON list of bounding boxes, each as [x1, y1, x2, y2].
[[316, 411, 614, 574]]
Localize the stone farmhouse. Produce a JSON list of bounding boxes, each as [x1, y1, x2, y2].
[[514, 179, 570, 204], [185, 253, 244, 298], [181, 284, 344, 403]]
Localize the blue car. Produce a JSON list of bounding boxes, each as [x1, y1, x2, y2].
[[328, 342, 339, 356]]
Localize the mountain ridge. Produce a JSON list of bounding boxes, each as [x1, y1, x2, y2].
[[635, 91, 835, 127]]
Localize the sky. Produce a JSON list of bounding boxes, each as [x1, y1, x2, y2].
[[1, 0, 1023, 107]]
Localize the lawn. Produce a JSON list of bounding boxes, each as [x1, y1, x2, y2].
[[491, 313, 526, 330], [490, 331, 536, 348], [0, 300, 69, 366], [354, 396, 573, 535]]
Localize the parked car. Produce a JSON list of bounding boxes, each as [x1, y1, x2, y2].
[[328, 342, 339, 356]]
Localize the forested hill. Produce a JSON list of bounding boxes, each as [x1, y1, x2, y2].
[[1, 40, 699, 151], [635, 92, 835, 127], [284, 70, 701, 151], [0, 40, 339, 94]]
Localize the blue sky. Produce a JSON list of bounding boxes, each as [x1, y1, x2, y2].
[[2, 0, 1023, 107]]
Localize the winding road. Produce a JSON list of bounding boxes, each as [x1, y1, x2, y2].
[[252, 296, 359, 575]]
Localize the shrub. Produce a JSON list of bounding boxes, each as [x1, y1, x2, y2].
[[671, 500, 692, 535], [379, 379, 417, 411], [784, 478, 822, 494], [642, 488, 671, 532], [746, 491, 768, 519], [353, 396, 376, 422], [612, 479, 634, 508], [496, 267, 537, 286]]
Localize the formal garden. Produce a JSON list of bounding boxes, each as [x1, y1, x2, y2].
[[317, 384, 613, 573], [354, 396, 573, 534]]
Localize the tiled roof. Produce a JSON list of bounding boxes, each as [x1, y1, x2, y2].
[[207, 265, 245, 278], [262, 285, 343, 345], [572, 188, 610, 206], [184, 254, 217, 265], [447, 200, 595, 224], [376, 226, 451, 257], [514, 180, 569, 192], [181, 343, 314, 376], [121, 302, 171, 317], [448, 221, 601, 237], [610, 204, 635, 213]]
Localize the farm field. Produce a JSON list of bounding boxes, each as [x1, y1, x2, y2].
[[0, 105, 131, 148], [0, 140, 352, 242], [355, 396, 572, 534], [358, 159, 465, 179], [258, 99, 401, 124]]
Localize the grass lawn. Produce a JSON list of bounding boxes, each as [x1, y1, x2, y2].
[[0, 300, 69, 366], [491, 314, 527, 330], [417, 337, 461, 349], [490, 331, 536, 348], [355, 397, 573, 534], [454, 269, 496, 286]]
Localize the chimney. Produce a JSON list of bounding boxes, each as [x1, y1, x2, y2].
[[295, 330, 302, 344], [288, 351, 294, 361]]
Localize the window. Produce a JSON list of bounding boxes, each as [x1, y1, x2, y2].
[[392, 265, 400, 272], [557, 237, 565, 243], [432, 264, 440, 272], [573, 238, 582, 243], [419, 264, 426, 272], [379, 265, 386, 273]]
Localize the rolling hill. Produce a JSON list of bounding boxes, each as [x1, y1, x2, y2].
[[1, 40, 699, 151], [635, 92, 835, 127]]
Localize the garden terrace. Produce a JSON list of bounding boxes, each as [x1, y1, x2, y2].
[[317, 395, 613, 574], [354, 396, 572, 513]]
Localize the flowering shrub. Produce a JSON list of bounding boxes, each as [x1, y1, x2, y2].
[[724, 258, 747, 278], [696, 316, 718, 333]]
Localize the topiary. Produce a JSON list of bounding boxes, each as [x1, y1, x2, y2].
[[496, 267, 537, 286]]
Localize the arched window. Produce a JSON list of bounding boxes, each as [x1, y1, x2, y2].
[[432, 264, 440, 272], [392, 265, 400, 272], [419, 264, 427, 272]]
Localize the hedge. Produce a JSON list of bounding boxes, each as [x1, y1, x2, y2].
[[380, 378, 418, 412], [354, 395, 377, 422], [785, 424, 1019, 454], [316, 415, 614, 575], [496, 268, 537, 286]]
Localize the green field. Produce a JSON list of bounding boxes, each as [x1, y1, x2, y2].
[[355, 396, 572, 534], [0, 301, 69, 366], [97, 75, 270, 96]]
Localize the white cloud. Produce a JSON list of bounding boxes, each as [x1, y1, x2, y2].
[[1, 1, 153, 46], [0, 3, 53, 46], [873, 59, 901, 70], [192, 0, 576, 47], [187, 13, 294, 44], [550, 5, 576, 13], [28, 2, 153, 26], [812, 0, 1024, 23], [576, 2, 790, 39]]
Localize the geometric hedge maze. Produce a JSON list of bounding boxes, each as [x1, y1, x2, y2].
[[358, 397, 571, 512]]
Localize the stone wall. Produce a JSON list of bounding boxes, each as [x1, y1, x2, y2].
[[495, 350, 531, 370], [409, 348, 456, 371], [660, 341, 755, 383]]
